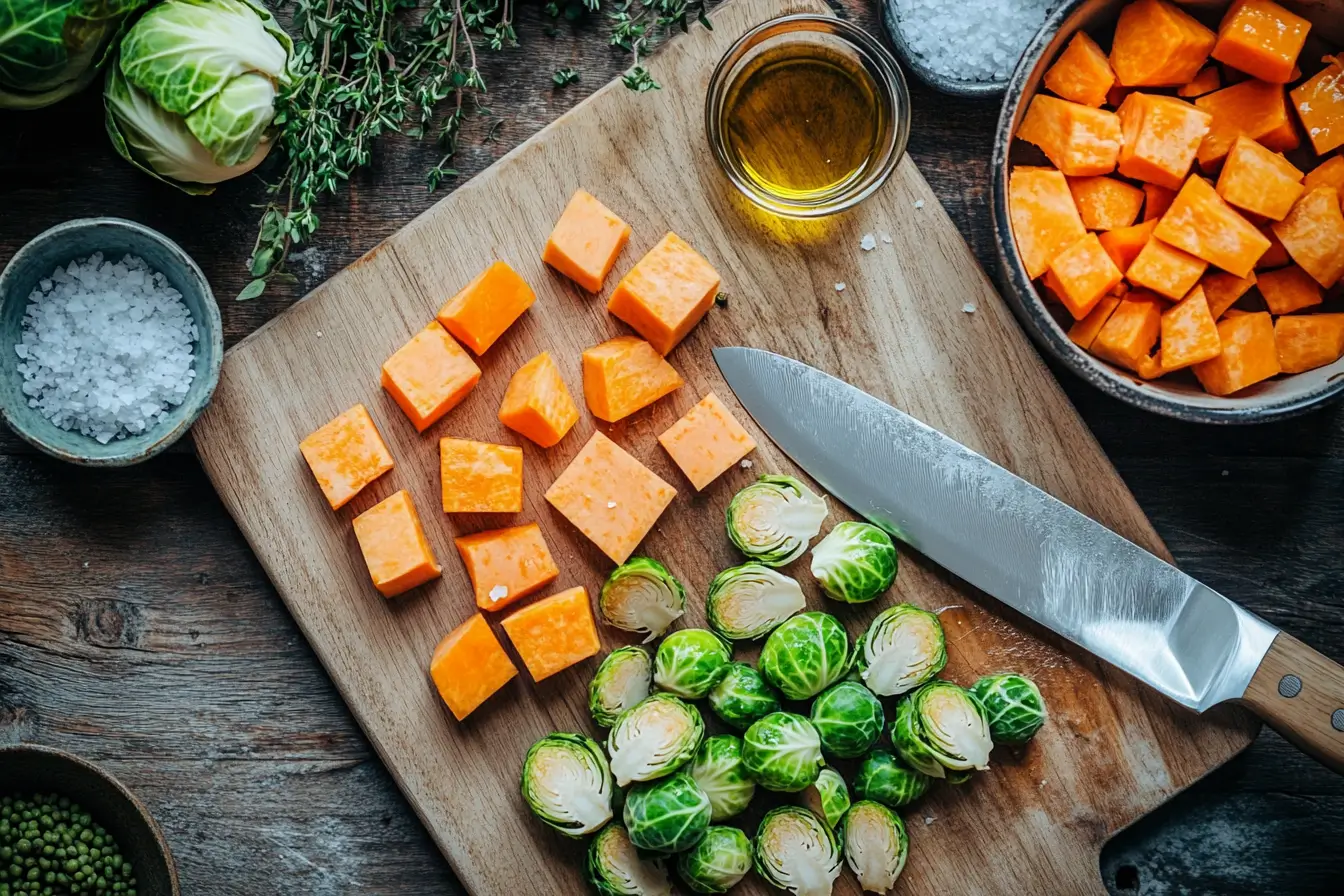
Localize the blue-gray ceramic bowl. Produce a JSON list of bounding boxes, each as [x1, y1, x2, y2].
[[0, 217, 222, 464]]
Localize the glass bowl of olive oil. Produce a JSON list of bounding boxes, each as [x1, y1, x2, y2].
[[705, 14, 911, 218]]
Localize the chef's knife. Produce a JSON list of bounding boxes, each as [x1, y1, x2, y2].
[[714, 347, 1344, 772]]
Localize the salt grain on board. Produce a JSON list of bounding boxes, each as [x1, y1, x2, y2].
[[893, 0, 1061, 83], [860, 233, 877, 251]]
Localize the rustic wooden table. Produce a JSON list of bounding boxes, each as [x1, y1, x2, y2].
[[1, 3, 1340, 894]]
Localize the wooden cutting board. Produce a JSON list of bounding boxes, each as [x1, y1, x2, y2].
[[192, 0, 1259, 892]]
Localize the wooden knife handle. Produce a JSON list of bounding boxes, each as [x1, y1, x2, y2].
[[1242, 632, 1344, 773]]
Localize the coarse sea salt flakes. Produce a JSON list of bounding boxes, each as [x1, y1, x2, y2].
[[893, 0, 1061, 83], [14, 252, 197, 444]]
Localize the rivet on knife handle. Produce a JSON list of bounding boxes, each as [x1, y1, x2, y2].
[[1242, 632, 1344, 773]]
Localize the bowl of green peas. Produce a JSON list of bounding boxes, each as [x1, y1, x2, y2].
[[0, 745, 177, 896]]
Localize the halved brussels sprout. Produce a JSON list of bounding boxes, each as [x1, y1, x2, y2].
[[742, 711, 824, 793], [600, 558, 687, 642], [891, 681, 992, 779], [810, 680, 885, 759], [754, 806, 842, 896], [840, 801, 908, 894], [654, 629, 732, 699], [623, 772, 712, 854], [945, 769, 974, 785], [856, 604, 947, 697], [520, 733, 615, 837], [590, 646, 654, 728], [759, 612, 852, 701], [852, 750, 931, 808], [687, 734, 756, 822], [798, 766, 850, 829], [708, 662, 782, 731], [675, 825, 753, 894], [971, 673, 1048, 745], [706, 564, 806, 640], [810, 521, 899, 604], [608, 693, 705, 787], [587, 823, 674, 896], [725, 475, 827, 566]]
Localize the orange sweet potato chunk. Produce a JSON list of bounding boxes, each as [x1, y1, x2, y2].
[[1201, 270, 1257, 318], [1143, 184, 1177, 221], [1275, 314, 1344, 373], [1212, 0, 1311, 85], [1193, 311, 1281, 394], [1215, 136, 1304, 221], [1257, 265, 1323, 314], [608, 232, 720, 356], [1154, 175, 1270, 277], [658, 392, 757, 491], [299, 404, 394, 510], [582, 336, 684, 423], [501, 587, 601, 682], [1009, 167, 1088, 278], [437, 261, 536, 355], [1256, 224, 1292, 268], [1068, 294, 1123, 349], [1304, 156, 1344, 195], [1110, 0, 1216, 87], [545, 432, 676, 564], [1068, 176, 1145, 230], [1178, 67, 1221, 98], [1272, 187, 1344, 287], [353, 489, 442, 598], [1160, 285, 1222, 370], [440, 438, 523, 513], [1092, 292, 1164, 371], [1196, 80, 1298, 169], [1126, 236, 1208, 300], [498, 351, 580, 448], [381, 322, 482, 433], [1098, 219, 1159, 274], [543, 189, 632, 292], [455, 523, 559, 612], [1016, 95, 1124, 176], [1290, 56, 1344, 155], [429, 614, 517, 721], [1117, 93, 1213, 189], [1045, 32, 1116, 107], [1046, 233, 1124, 319]]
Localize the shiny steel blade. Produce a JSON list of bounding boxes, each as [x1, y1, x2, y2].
[[714, 347, 1277, 712]]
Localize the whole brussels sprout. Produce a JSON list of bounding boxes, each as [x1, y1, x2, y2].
[[725, 475, 827, 566], [654, 629, 731, 699], [759, 611, 852, 701], [810, 521, 898, 603], [708, 662, 782, 731], [600, 558, 687, 642], [706, 563, 805, 640], [520, 733, 614, 837], [675, 825, 753, 894], [891, 681, 992, 779], [852, 750, 931, 808], [856, 604, 947, 697], [798, 766, 850, 829], [742, 712, 824, 793], [608, 693, 705, 787], [971, 673, 1047, 745], [840, 801, 909, 894], [753, 806, 842, 896], [623, 772, 712, 854], [587, 823, 674, 896], [809, 680, 885, 759], [590, 646, 654, 728], [687, 735, 756, 822]]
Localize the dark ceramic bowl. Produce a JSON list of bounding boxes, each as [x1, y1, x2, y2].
[[0, 218, 222, 463], [0, 744, 180, 895]]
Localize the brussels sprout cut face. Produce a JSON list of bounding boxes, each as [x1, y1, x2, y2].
[[687, 735, 756, 822], [810, 521, 898, 604], [810, 681, 885, 759], [742, 712, 824, 793], [676, 826, 753, 894], [725, 475, 827, 566], [590, 647, 654, 728], [623, 773, 712, 854], [600, 558, 687, 642], [706, 564, 806, 640], [893, 681, 993, 776], [708, 663, 782, 731], [587, 824, 674, 896], [840, 801, 909, 894], [799, 767, 850, 828], [857, 604, 947, 697], [852, 750, 931, 808], [653, 629, 731, 699], [754, 806, 842, 896], [520, 733, 615, 837], [607, 694, 705, 787], [971, 673, 1048, 745], [759, 612, 852, 701]]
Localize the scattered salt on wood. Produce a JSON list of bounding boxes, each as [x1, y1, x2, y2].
[[835, 282, 846, 292], [893, 0, 1061, 83], [914, 199, 925, 209], [879, 232, 893, 244], [740, 459, 753, 469], [963, 303, 977, 313], [860, 233, 877, 251]]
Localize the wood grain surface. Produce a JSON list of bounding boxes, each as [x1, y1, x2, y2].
[[1244, 632, 1344, 773]]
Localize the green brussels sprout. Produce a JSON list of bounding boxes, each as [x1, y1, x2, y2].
[[708, 662, 782, 731], [687, 735, 756, 822], [623, 772, 712, 854], [600, 558, 687, 642], [753, 806, 842, 896], [809, 680, 885, 759], [890, 681, 992, 779], [675, 825, 753, 894], [971, 673, 1048, 745], [759, 611, 852, 701], [945, 769, 975, 785], [810, 521, 898, 604], [852, 750, 931, 808], [742, 711, 824, 793], [725, 475, 827, 566], [590, 646, 654, 728], [706, 563, 806, 640], [840, 801, 908, 894], [608, 693, 705, 787], [520, 733, 614, 837], [587, 824, 674, 896], [654, 629, 732, 699], [855, 604, 947, 697], [798, 766, 850, 829]]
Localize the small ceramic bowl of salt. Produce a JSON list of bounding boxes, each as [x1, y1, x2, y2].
[[0, 218, 222, 466]]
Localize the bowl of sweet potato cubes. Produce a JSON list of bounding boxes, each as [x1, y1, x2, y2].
[[993, 0, 1344, 422]]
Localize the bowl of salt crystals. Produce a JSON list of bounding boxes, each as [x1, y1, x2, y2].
[[0, 218, 222, 465]]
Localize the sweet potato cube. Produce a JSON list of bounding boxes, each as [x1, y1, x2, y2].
[[1047, 233, 1125, 319], [454, 523, 559, 612], [1154, 175, 1270, 277], [1009, 167, 1088, 278], [1099, 219, 1160, 273], [1212, 0, 1311, 84], [1068, 176, 1145, 230], [498, 352, 580, 448], [1068, 294, 1123, 349], [1016, 95, 1124, 176], [440, 438, 522, 514], [1257, 265, 1323, 314], [1092, 292, 1164, 371], [1110, 0, 1216, 87], [299, 404, 394, 510], [1193, 311, 1281, 394], [1143, 184, 1177, 222], [1116, 93, 1212, 189], [352, 490, 442, 598], [1177, 67, 1221, 98], [1196, 80, 1298, 169], [1136, 352, 1167, 379], [1126, 236, 1208, 300], [436, 261, 536, 356], [1304, 156, 1344, 195], [545, 431, 676, 564], [657, 392, 757, 491], [1256, 224, 1292, 269], [607, 232, 720, 356], [542, 189, 631, 292], [1160, 285, 1222, 370], [429, 614, 517, 721], [1215, 136, 1304, 221], [501, 587, 601, 682], [1291, 56, 1344, 155], [582, 336, 684, 423], [381, 322, 482, 433], [1202, 270, 1257, 318], [1272, 187, 1344, 287], [1045, 32, 1116, 107], [1275, 314, 1344, 373]]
